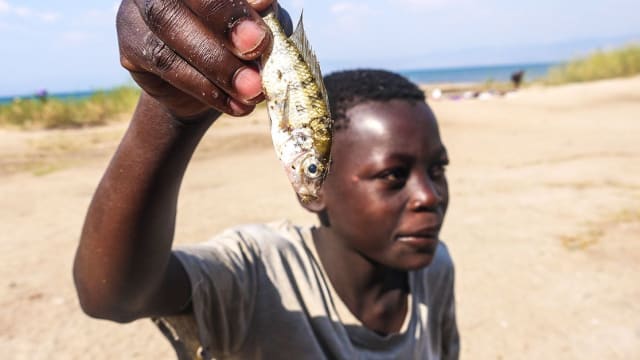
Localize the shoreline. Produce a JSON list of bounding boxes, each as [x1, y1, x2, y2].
[[0, 62, 556, 105]]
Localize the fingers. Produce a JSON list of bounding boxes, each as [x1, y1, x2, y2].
[[130, 58, 255, 118], [134, 0, 260, 103], [246, 0, 274, 13], [181, 0, 272, 59], [118, 0, 279, 117], [118, 0, 254, 116]]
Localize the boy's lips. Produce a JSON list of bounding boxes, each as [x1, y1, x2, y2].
[[394, 225, 441, 250]]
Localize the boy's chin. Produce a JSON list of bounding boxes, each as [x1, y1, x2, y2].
[[405, 256, 436, 270], [388, 253, 436, 271], [390, 242, 439, 270]]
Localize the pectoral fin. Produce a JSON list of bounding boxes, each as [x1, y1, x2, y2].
[[279, 84, 292, 131]]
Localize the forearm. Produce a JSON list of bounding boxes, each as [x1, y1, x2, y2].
[[74, 93, 219, 321]]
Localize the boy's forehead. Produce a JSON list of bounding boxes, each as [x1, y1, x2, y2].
[[338, 100, 439, 141], [327, 99, 444, 168]]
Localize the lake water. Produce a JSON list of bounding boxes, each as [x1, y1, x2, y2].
[[401, 62, 556, 84], [0, 90, 96, 105]]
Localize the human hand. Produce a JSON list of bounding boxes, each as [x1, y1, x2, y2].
[[116, 0, 282, 120]]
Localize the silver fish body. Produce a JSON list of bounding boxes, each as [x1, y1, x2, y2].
[[260, 7, 333, 203]]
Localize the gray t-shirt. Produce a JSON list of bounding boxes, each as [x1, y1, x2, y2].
[[157, 220, 459, 360]]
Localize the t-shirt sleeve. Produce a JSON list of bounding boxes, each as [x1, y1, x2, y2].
[[172, 227, 262, 358], [441, 257, 460, 360], [426, 242, 460, 360]]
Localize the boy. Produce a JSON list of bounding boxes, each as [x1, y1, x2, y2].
[[73, 0, 459, 358]]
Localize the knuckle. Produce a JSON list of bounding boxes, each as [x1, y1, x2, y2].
[[143, 0, 181, 32], [197, 47, 229, 84], [143, 33, 178, 72], [198, 0, 253, 30]]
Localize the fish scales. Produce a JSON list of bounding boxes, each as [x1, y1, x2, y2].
[[261, 6, 333, 203]]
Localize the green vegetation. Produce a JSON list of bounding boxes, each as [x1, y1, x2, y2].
[[0, 86, 140, 129], [545, 44, 640, 84]]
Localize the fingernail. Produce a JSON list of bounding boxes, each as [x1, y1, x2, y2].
[[231, 19, 267, 55], [233, 67, 263, 102], [246, 0, 273, 13], [229, 98, 253, 116]]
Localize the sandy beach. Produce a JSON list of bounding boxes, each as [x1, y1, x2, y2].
[[1, 76, 639, 359]]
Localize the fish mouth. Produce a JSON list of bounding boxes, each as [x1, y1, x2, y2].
[[298, 193, 319, 204], [284, 153, 324, 199]]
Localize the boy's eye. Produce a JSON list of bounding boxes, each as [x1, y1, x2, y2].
[[429, 163, 448, 179], [378, 168, 408, 184]]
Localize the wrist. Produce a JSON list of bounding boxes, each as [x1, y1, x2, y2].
[[137, 92, 222, 129], [125, 93, 218, 158]]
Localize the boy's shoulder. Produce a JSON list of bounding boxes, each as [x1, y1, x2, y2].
[[432, 241, 455, 271], [415, 240, 456, 300], [427, 241, 455, 279], [177, 220, 312, 260], [176, 222, 454, 292], [213, 219, 308, 246]]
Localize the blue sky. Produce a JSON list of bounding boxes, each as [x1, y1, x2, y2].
[[0, 0, 638, 97]]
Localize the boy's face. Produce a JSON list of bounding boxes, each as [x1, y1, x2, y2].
[[317, 99, 449, 270]]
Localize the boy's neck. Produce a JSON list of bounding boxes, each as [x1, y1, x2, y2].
[[312, 226, 409, 334]]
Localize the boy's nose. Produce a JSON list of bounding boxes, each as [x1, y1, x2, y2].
[[407, 174, 441, 211]]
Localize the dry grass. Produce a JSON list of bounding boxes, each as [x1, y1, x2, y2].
[[0, 86, 139, 130], [560, 208, 640, 250]]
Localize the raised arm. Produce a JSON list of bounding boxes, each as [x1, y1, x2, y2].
[[73, 0, 279, 322]]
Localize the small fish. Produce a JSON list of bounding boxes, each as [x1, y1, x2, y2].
[[260, 6, 333, 203]]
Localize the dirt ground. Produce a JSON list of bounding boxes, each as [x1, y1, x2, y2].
[[1, 76, 639, 359]]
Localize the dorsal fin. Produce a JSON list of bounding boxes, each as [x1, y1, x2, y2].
[[289, 11, 330, 109]]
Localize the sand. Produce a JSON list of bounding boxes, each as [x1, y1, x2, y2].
[[1, 76, 639, 359]]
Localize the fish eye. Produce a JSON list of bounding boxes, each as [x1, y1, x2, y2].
[[302, 157, 322, 179], [308, 164, 318, 174]]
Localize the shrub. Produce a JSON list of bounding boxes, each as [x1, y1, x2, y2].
[[0, 86, 140, 129]]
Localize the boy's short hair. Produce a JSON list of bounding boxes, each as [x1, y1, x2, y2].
[[323, 69, 426, 130]]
